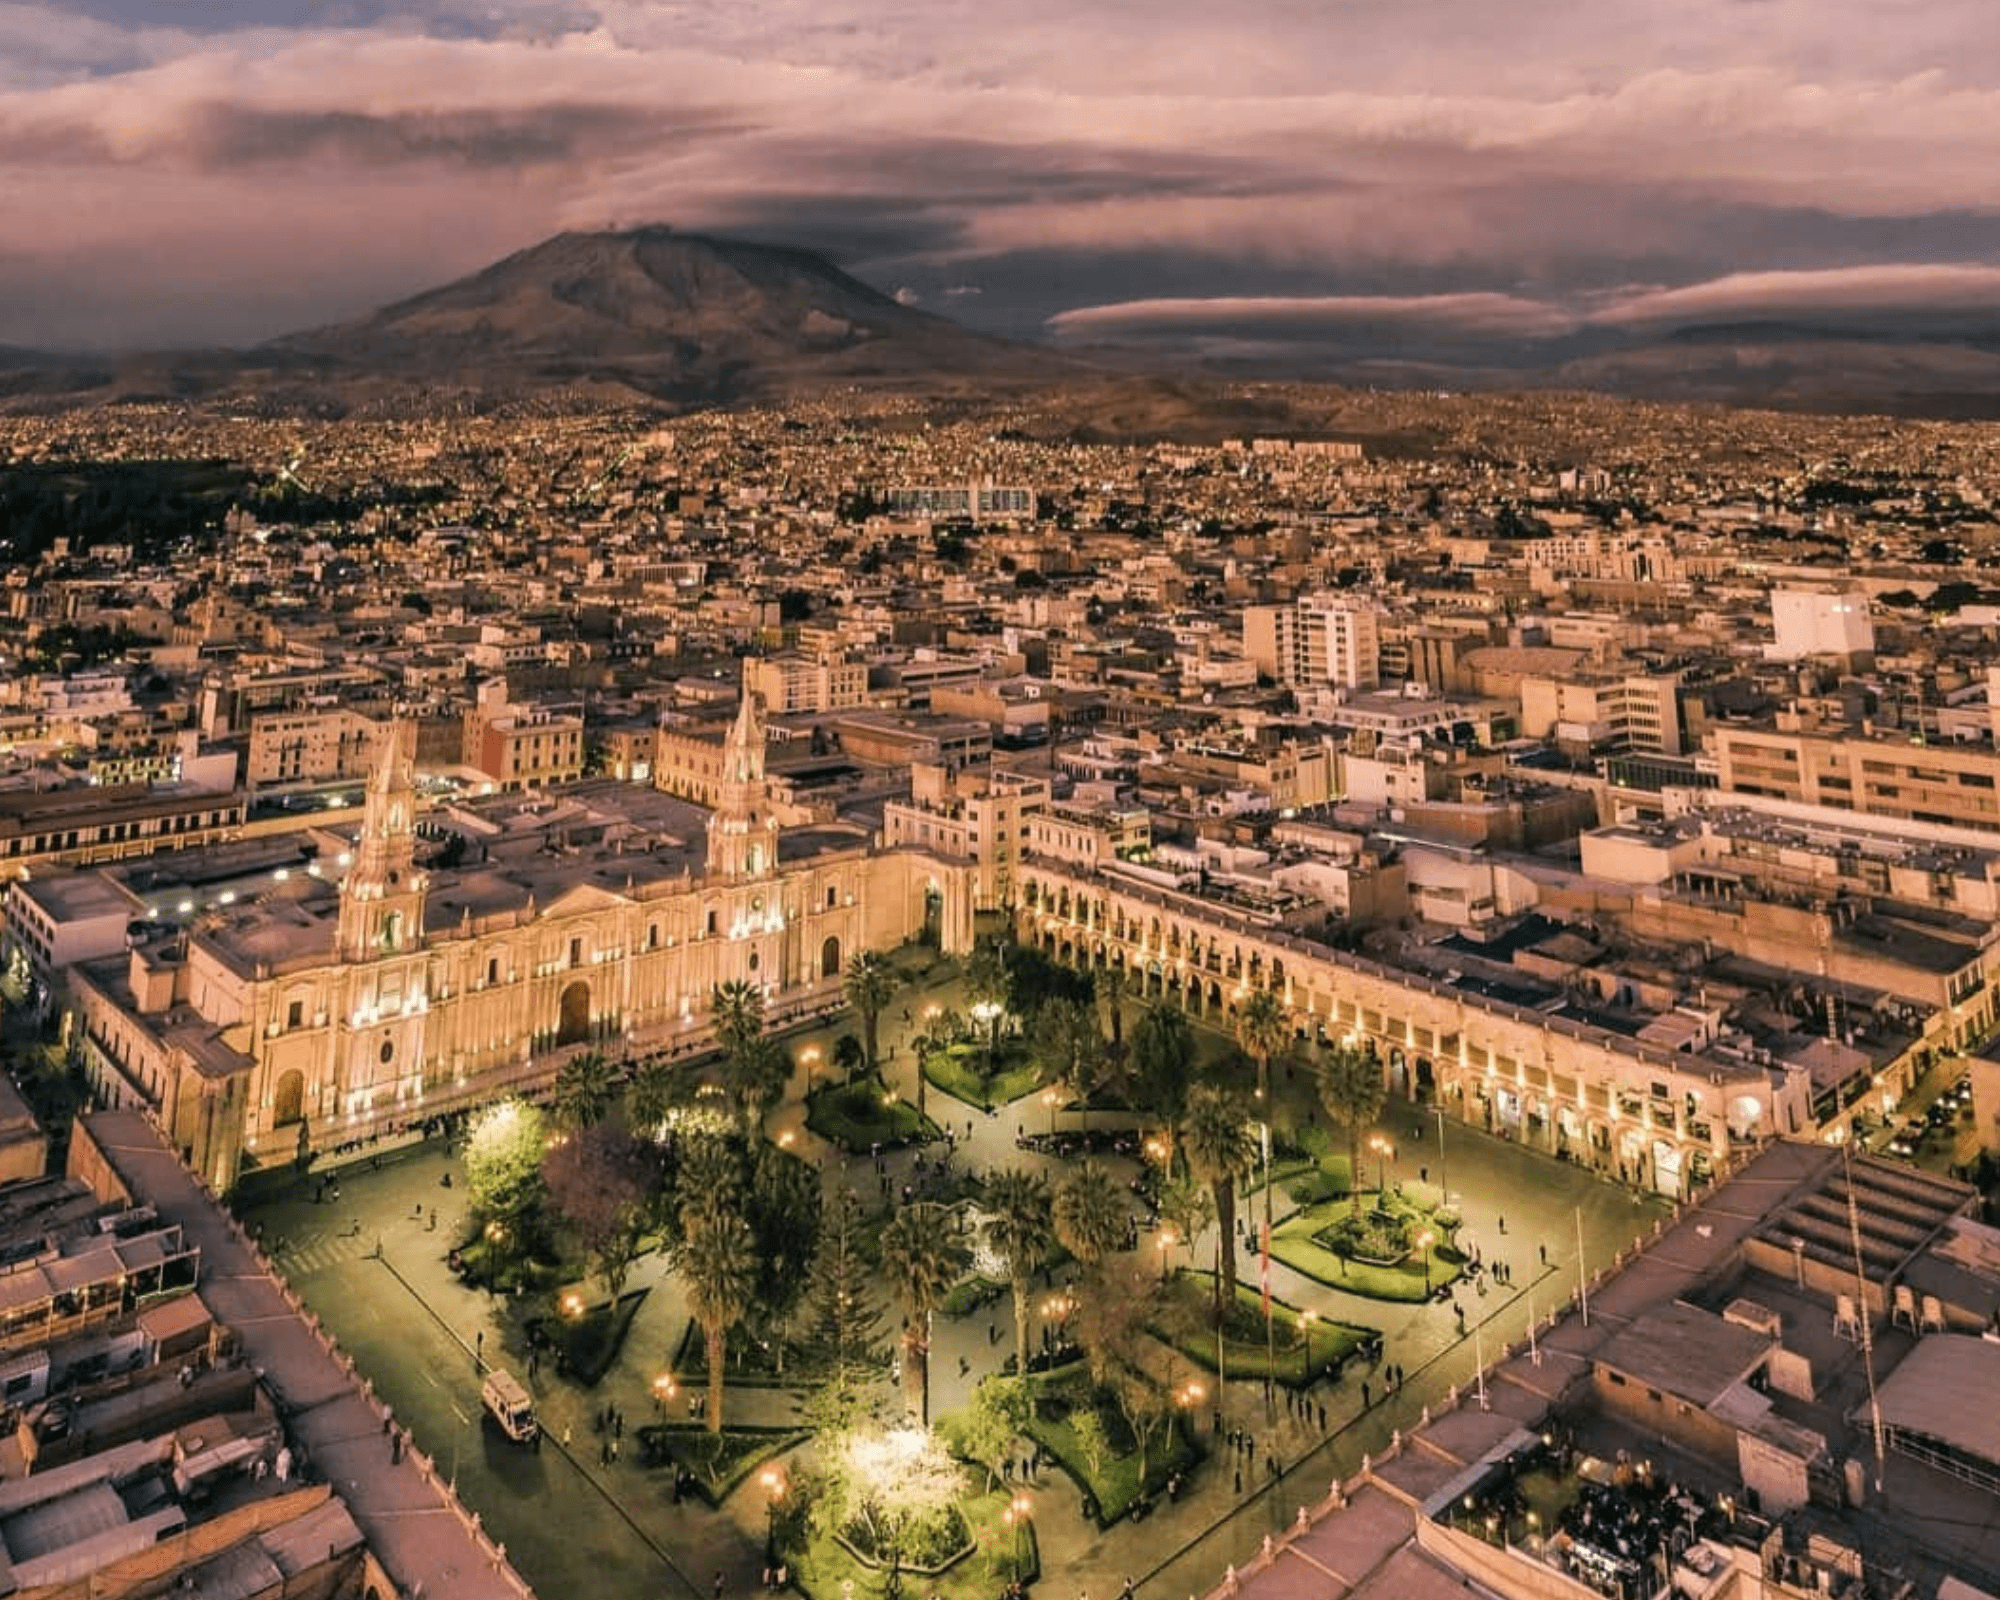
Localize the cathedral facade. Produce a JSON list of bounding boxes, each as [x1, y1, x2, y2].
[[71, 692, 975, 1191]]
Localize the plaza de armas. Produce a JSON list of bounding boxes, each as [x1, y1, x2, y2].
[[220, 873, 1678, 1600]]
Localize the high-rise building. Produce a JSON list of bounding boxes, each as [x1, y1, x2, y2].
[[1243, 594, 1382, 690]]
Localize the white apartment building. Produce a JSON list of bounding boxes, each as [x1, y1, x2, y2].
[[1769, 585, 1874, 663], [1243, 594, 1382, 690]]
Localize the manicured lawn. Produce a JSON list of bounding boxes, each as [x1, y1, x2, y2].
[[632, 1424, 807, 1506], [525, 1286, 648, 1386], [672, 1317, 800, 1388], [1023, 1371, 1201, 1527], [924, 1043, 1045, 1111], [792, 1481, 1039, 1600], [1147, 1272, 1375, 1387], [1269, 1206, 1457, 1301], [940, 1274, 1009, 1319], [806, 1078, 940, 1151]]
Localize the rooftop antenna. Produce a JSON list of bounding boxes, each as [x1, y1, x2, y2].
[[1842, 1138, 1888, 1495]]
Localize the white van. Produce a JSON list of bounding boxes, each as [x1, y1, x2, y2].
[[481, 1369, 539, 1445]]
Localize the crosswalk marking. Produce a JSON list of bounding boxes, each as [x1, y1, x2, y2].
[[275, 1228, 370, 1276]]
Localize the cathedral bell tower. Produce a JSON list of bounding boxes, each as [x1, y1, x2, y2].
[[706, 669, 781, 880], [337, 721, 429, 962]]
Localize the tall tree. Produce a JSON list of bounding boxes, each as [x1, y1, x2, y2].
[[1181, 1083, 1257, 1319], [727, 1035, 792, 1136], [806, 1187, 883, 1394], [626, 1055, 681, 1135], [1130, 1003, 1197, 1147], [744, 1141, 822, 1367], [1033, 997, 1104, 1129], [964, 940, 1011, 1056], [1234, 989, 1290, 1112], [1234, 989, 1291, 1281], [551, 1048, 619, 1132], [710, 979, 765, 1059], [542, 1123, 661, 1297], [982, 1168, 1053, 1378], [1315, 1039, 1387, 1214], [1155, 1173, 1215, 1283], [843, 950, 902, 1077], [1052, 1158, 1127, 1277], [674, 1207, 757, 1433], [1094, 965, 1130, 1053], [878, 1202, 969, 1425], [463, 1099, 547, 1223]]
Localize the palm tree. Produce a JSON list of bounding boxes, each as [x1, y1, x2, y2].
[[551, 1049, 619, 1131], [1234, 989, 1290, 1275], [1052, 1159, 1127, 1276], [674, 1207, 757, 1433], [1235, 989, 1289, 1100], [710, 979, 765, 1059], [1095, 965, 1130, 1053], [964, 940, 1011, 1056], [983, 1168, 1053, 1378], [626, 1055, 680, 1135], [1130, 1003, 1197, 1152], [727, 1035, 792, 1137], [879, 1201, 969, 1424], [1180, 1083, 1258, 1319], [1315, 1039, 1387, 1214], [843, 949, 901, 1077]]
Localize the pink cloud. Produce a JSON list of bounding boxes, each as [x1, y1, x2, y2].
[[1048, 293, 1575, 340]]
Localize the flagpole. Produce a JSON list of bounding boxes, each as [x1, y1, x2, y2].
[[1576, 1206, 1589, 1328]]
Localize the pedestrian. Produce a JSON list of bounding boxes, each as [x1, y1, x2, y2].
[[1362, 1381, 1371, 1408], [610, 1437, 619, 1464], [1498, 1215, 1506, 1234], [1539, 1242, 1548, 1266], [1317, 1402, 1326, 1430], [1234, 1467, 1242, 1494], [714, 1571, 726, 1600], [475, 1330, 483, 1357]]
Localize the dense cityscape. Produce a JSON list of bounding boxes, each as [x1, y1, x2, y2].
[[0, 374, 1998, 1600], [2, 0, 1999, 1594]]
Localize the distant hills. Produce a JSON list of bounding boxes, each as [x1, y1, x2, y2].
[[0, 228, 1078, 415], [3, 229, 1999, 421]]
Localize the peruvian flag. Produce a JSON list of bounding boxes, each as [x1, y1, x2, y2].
[[1260, 1219, 1272, 1318]]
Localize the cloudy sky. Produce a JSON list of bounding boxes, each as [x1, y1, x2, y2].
[[2, 0, 1996, 355]]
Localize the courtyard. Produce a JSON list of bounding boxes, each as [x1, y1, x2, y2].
[[235, 947, 1670, 1600]]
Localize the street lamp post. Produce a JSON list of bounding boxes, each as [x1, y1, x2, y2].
[[1299, 1309, 1316, 1385], [1432, 1104, 1449, 1200], [1041, 1087, 1060, 1139], [652, 1373, 677, 1416], [1368, 1135, 1395, 1198], [1417, 1230, 1434, 1297], [1003, 1493, 1031, 1580]]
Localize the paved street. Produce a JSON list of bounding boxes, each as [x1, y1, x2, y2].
[[238, 961, 1670, 1600]]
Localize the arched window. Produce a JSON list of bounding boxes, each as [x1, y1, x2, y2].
[[821, 936, 841, 979]]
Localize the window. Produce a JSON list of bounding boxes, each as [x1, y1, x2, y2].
[[569, 937, 583, 967], [646, 924, 659, 951], [487, 956, 500, 986], [827, 886, 838, 908], [287, 1000, 304, 1030]]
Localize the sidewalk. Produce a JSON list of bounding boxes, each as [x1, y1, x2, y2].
[[84, 1109, 535, 1600]]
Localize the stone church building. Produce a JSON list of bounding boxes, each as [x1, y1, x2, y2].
[[70, 689, 974, 1190]]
